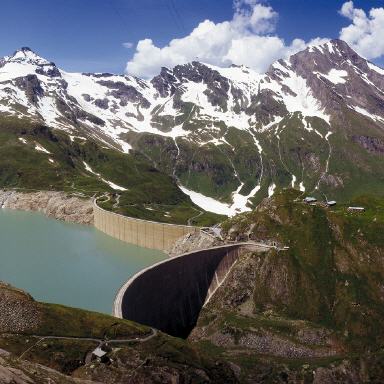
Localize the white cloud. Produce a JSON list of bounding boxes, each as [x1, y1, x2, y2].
[[122, 42, 134, 49], [339, 1, 355, 19], [125, 0, 325, 78], [232, 0, 278, 34], [339, 1, 384, 59]]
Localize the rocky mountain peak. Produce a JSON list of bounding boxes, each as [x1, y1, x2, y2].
[[288, 39, 369, 76], [6, 47, 55, 67], [0, 47, 61, 78], [17, 46, 34, 53], [309, 39, 354, 56], [151, 66, 179, 97], [0, 39, 384, 215]]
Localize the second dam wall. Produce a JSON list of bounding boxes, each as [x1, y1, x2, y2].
[[93, 201, 200, 251], [114, 243, 271, 338]]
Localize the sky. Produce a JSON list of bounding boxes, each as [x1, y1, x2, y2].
[[0, 0, 383, 77]]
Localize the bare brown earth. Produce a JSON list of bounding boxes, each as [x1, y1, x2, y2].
[[0, 190, 93, 225]]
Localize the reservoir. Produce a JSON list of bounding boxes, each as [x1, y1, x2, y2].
[[0, 208, 166, 314]]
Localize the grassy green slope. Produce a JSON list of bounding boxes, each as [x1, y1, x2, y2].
[[191, 190, 384, 382], [0, 283, 236, 382], [129, 110, 384, 209], [0, 116, 223, 226]]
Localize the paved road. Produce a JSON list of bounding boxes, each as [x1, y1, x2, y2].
[[17, 328, 158, 360]]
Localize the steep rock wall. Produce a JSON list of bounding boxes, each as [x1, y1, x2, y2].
[[0, 190, 93, 225]]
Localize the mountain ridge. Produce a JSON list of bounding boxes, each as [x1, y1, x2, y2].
[[1, 39, 384, 215]]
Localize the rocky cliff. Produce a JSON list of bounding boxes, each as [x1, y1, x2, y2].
[[0, 190, 93, 224], [167, 230, 223, 257]]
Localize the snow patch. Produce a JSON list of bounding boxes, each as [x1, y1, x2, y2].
[[82, 161, 128, 191], [263, 69, 330, 124], [325, 41, 335, 54], [268, 183, 276, 197], [34, 143, 51, 154], [117, 139, 132, 153], [367, 62, 384, 76], [351, 105, 384, 122], [103, 180, 128, 191], [180, 181, 260, 217], [301, 116, 313, 132], [260, 116, 283, 132], [179, 185, 234, 216], [317, 69, 348, 84]]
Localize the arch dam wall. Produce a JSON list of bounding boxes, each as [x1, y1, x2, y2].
[[113, 243, 271, 338], [93, 201, 200, 251]]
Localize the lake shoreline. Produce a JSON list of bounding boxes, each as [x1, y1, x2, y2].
[[0, 208, 166, 313], [0, 190, 93, 225]]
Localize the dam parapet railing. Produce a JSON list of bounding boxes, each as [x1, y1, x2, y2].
[[93, 199, 200, 251], [113, 242, 274, 338]]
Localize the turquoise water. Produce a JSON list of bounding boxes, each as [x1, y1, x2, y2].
[[0, 209, 166, 314]]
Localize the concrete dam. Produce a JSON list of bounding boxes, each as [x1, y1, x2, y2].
[[114, 243, 271, 338], [93, 200, 200, 251]]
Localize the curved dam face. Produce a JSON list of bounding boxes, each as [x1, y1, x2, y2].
[[114, 243, 270, 338]]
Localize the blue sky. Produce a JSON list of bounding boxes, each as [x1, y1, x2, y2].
[[0, 0, 383, 76]]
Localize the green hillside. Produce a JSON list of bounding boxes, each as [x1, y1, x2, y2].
[[191, 190, 384, 382], [0, 116, 222, 226], [0, 282, 236, 383], [130, 111, 384, 209]]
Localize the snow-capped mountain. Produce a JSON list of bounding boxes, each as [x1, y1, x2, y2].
[[1, 40, 384, 215]]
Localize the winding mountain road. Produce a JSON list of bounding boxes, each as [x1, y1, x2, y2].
[[17, 327, 158, 360]]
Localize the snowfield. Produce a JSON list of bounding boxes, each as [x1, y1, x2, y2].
[[1, 41, 384, 216]]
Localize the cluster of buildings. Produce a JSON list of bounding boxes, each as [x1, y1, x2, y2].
[[302, 197, 365, 212]]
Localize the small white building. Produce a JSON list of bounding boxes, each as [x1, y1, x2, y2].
[[348, 207, 365, 212], [92, 347, 107, 359]]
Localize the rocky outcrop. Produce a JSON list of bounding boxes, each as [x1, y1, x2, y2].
[[167, 230, 223, 257], [0, 356, 94, 384], [352, 134, 384, 154], [0, 282, 40, 333], [0, 190, 93, 225]]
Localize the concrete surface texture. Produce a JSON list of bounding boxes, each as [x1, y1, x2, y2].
[[93, 201, 200, 251], [114, 243, 271, 338]]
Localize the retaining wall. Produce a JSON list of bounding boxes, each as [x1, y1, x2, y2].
[[93, 201, 200, 251], [113, 243, 271, 338]]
